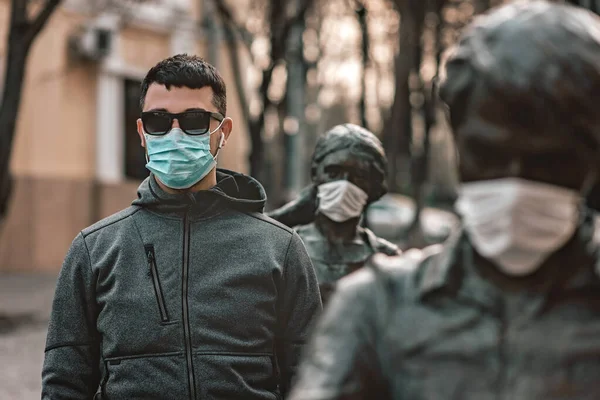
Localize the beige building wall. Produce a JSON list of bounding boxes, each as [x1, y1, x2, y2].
[[0, 0, 250, 272]]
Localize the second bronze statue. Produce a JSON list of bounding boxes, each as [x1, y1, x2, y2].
[[268, 123, 400, 304]]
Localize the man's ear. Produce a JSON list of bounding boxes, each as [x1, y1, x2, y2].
[[137, 119, 146, 147], [219, 117, 233, 148]]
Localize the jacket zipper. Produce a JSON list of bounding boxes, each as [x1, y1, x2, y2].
[[496, 306, 507, 400], [182, 211, 196, 399], [145, 245, 170, 323], [93, 360, 110, 400]]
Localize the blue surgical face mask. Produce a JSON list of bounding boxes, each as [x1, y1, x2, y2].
[[144, 123, 225, 190]]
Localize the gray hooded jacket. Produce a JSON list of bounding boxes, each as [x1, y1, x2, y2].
[[42, 169, 322, 400]]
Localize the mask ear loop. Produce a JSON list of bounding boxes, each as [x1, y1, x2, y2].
[[214, 132, 225, 161], [143, 130, 150, 164], [210, 117, 229, 160]]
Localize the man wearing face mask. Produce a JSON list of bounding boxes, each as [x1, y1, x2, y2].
[[268, 124, 399, 304], [42, 54, 321, 400], [288, 2, 600, 399]]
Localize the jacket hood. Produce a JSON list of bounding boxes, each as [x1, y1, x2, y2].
[[132, 168, 266, 214]]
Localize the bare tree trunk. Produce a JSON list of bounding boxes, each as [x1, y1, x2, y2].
[[0, 0, 62, 227], [356, 1, 369, 129], [219, 23, 274, 199], [383, 0, 420, 193], [283, 0, 307, 203], [221, 25, 251, 144], [214, 0, 314, 182], [406, 0, 448, 248], [249, 0, 289, 182], [202, 0, 221, 68], [404, 0, 428, 248]]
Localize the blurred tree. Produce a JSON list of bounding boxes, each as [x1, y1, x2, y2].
[[405, 0, 445, 248], [213, 0, 315, 195], [382, 0, 424, 197], [355, 0, 369, 129], [214, 0, 397, 207], [0, 0, 62, 228], [209, 0, 506, 226], [382, 0, 501, 247]]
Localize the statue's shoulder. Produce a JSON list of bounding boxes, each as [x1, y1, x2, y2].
[[294, 222, 318, 235], [293, 222, 323, 244], [335, 245, 443, 309]]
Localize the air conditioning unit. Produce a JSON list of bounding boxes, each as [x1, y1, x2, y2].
[[69, 26, 113, 62]]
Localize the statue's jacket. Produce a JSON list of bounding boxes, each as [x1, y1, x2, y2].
[[290, 216, 600, 400]]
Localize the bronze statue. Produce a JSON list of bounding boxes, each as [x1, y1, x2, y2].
[[289, 2, 600, 399], [269, 124, 399, 303]]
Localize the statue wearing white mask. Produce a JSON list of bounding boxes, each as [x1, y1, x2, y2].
[[288, 3, 600, 399], [268, 124, 400, 304]]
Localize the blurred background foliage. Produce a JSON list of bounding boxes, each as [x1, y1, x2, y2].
[[0, 0, 596, 248]]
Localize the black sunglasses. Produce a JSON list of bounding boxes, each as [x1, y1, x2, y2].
[[141, 110, 224, 136]]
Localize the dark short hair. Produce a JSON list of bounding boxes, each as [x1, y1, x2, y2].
[[140, 54, 227, 115], [439, 1, 600, 152], [311, 123, 388, 202]]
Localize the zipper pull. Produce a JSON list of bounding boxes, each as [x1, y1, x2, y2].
[[145, 245, 155, 264]]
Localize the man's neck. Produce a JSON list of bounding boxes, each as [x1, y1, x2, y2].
[[156, 169, 218, 194], [315, 213, 361, 242]]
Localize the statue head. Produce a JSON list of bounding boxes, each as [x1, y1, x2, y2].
[[439, 1, 600, 191], [311, 123, 388, 204]]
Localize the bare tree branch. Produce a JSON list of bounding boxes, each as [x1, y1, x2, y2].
[[221, 23, 252, 133], [355, 0, 369, 129], [9, 0, 27, 26], [212, 0, 255, 54], [213, 0, 315, 180], [271, 0, 314, 61], [0, 0, 63, 225], [25, 0, 62, 46]]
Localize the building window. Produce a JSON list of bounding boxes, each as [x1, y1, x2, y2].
[[123, 79, 148, 181]]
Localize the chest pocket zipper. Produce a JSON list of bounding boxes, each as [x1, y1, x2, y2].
[[145, 245, 170, 323]]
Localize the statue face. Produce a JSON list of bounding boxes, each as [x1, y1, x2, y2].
[[314, 149, 373, 195], [455, 113, 593, 191]]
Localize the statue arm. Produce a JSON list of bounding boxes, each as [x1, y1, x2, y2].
[[267, 185, 318, 228]]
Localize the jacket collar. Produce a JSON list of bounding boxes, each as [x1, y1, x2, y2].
[[418, 210, 600, 302], [142, 174, 227, 220], [418, 227, 464, 297]]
